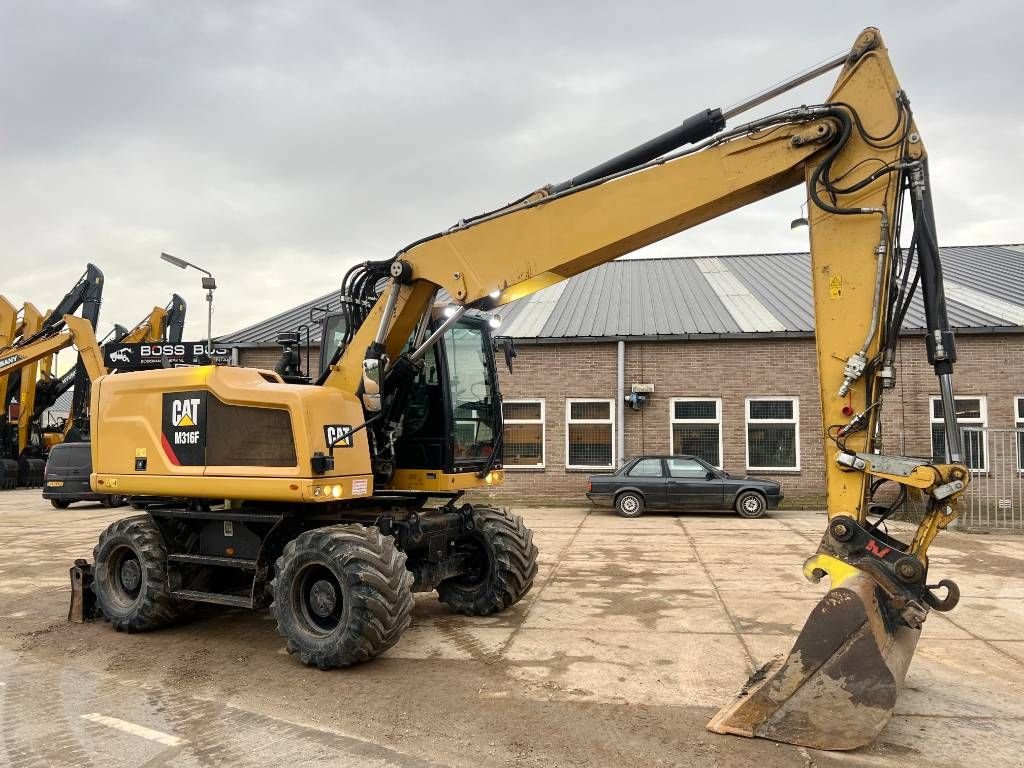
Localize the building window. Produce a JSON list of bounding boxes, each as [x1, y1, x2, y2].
[[931, 396, 987, 471], [1016, 397, 1024, 471], [670, 398, 722, 468], [502, 399, 545, 468], [746, 397, 799, 471], [566, 398, 614, 469]]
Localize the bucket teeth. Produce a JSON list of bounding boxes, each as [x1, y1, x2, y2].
[[707, 571, 921, 751]]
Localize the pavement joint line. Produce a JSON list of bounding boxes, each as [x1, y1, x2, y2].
[[675, 518, 758, 672], [14, 648, 444, 767], [771, 516, 1024, 667], [498, 506, 592, 657], [773, 516, 820, 545], [919, 613, 1024, 669], [80, 712, 189, 747]]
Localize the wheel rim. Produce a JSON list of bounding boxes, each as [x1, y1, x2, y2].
[[454, 534, 491, 588], [620, 495, 639, 514], [109, 545, 144, 606], [293, 563, 343, 636], [742, 496, 763, 515]]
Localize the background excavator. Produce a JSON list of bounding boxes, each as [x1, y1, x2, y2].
[[32, 292, 188, 449], [0, 265, 104, 486], [0, 266, 187, 487], [74, 28, 966, 751]]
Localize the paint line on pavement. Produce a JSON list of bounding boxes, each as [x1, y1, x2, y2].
[[80, 713, 187, 747]]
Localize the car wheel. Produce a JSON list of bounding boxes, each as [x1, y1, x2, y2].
[[616, 492, 645, 518], [735, 491, 767, 519], [51, 498, 72, 510]]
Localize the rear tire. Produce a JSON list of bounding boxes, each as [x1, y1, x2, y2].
[[92, 514, 189, 631], [102, 495, 127, 508], [438, 506, 538, 615], [50, 499, 71, 509], [271, 524, 413, 669], [736, 491, 767, 519], [616, 491, 645, 518]]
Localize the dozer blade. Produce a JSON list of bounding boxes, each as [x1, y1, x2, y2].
[[707, 562, 920, 751]]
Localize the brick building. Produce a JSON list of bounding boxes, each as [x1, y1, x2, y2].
[[219, 245, 1024, 506]]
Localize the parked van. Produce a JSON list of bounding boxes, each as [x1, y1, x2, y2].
[[42, 442, 126, 509]]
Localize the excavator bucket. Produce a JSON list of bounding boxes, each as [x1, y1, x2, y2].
[[707, 563, 920, 751]]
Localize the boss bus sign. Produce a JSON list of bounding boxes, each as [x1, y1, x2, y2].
[[103, 341, 232, 370]]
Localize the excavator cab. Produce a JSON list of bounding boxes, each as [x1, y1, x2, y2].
[[317, 308, 503, 483]]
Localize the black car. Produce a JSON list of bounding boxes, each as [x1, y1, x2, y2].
[[42, 442, 126, 509], [586, 455, 783, 519]]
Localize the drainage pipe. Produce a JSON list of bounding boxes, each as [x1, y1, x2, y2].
[[617, 340, 625, 468]]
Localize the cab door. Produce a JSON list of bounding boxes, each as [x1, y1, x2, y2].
[[665, 457, 724, 510]]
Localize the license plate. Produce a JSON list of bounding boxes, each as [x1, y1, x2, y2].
[[47, 480, 64, 487]]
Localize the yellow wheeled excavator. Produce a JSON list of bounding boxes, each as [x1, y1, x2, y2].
[[74, 28, 967, 750]]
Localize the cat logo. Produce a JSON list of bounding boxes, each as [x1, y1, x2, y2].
[[172, 397, 202, 428], [324, 424, 353, 448]]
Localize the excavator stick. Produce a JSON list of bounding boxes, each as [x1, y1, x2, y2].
[[708, 569, 919, 750]]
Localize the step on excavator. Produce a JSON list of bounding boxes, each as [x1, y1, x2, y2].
[[71, 28, 967, 750]]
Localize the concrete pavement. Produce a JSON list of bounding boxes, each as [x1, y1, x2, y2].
[[2, 490, 1023, 767]]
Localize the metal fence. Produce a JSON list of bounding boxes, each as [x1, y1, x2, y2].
[[958, 427, 1024, 533]]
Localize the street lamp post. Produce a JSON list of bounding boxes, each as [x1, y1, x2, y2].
[[160, 252, 217, 354]]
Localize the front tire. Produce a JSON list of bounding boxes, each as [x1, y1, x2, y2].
[[438, 506, 538, 616], [92, 514, 189, 631], [735, 491, 767, 519], [271, 524, 414, 669], [616, 491, 645, 518]]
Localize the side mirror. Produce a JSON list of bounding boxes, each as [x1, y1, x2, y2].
[[706, 470, 716, 480], [361, 358, 382, 412]]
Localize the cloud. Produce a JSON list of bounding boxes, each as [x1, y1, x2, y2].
[[2, 1, 1021, 341]]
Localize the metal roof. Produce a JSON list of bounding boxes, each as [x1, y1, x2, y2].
[[218, 244, 1024, 346], [499, 244, 1024, 341], [217, 291, 343, 346]]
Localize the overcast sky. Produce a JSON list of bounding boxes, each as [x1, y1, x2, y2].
[[2, 1, 1021, 345]]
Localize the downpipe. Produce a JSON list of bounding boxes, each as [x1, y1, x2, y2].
[[617, 340, 625, 468]]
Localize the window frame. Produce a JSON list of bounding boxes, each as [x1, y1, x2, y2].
[[501, 398, 546, 470], [930, 395, 988, 472], [669, 397, 723, 469], [745, 396, 800, 472], [1015, 396, 1024, 473], [565, 397, 616, 470]]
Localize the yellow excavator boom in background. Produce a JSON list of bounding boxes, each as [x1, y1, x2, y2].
[[80, 28, 967, 751], [0, 315, 107, 395]]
